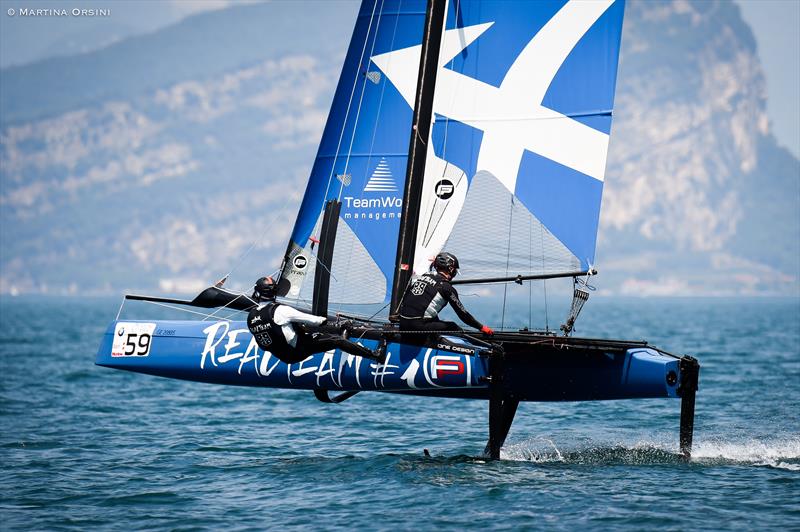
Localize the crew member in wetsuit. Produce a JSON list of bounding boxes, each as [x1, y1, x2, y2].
[[398, 252, 494, 335], [247, 276, 386, 364]]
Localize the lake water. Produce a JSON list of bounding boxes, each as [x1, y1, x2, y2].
[[1, 296, 798, 530]]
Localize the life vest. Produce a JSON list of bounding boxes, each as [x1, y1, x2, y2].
[[247, 302, 291, 354]]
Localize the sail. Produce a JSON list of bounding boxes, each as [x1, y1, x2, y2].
[[279, 0, 430, 305], [374, 0, 625, 279], [280, 0, 625, 305]]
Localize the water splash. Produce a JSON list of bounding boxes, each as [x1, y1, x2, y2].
[[501, 435, 800, 469], [691, 436, 800, 470]]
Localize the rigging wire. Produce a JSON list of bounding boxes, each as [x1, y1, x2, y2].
[[201, 292, 258, 321], [115, 297, 126, 321], [338, 0, 387, 202], [334, 0, 391, 318], [215, 191, 297, 286], [499, 193, 514, 330], [319, 0, 380, 209], [285, 0, 382, 309], [529, 201, 533, 331], [540, 213, 549, 333]]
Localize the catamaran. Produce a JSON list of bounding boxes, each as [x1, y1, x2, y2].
[[96, 0, 700, 459]]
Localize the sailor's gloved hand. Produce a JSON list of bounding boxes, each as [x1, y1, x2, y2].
[[481, 325, 494, 335]]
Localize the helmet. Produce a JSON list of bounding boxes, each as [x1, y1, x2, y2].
[[432, 252, 459, 277], [253, 276, 277, 301]]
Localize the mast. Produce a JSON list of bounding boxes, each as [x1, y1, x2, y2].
[[311, 200, 341, 317], [389, 0, 448, 319]]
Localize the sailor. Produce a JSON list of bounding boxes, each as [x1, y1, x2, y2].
[[247, 276, 386, 364], [398, 252, 494, 335]]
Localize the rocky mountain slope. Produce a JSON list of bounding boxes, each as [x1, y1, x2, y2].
[[1, 0, 797, 296]]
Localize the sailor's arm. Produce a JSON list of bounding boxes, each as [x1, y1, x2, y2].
[[272, 305, 327, 327], [443, 285, 484, 330]]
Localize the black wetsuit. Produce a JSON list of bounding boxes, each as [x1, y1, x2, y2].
[[398, 272, 483, 332], [247, 302, 378, 364]]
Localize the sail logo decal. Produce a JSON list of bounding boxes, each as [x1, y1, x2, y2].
[[371, 0, 616, 193], [293, 255, 308, 270], [430, 355, 464, 378], [434, 179, 454, 200], [343, 159, 402, 222], [363, 157, 398, 192]]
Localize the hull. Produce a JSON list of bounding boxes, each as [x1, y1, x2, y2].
[[96, 320, 682, 401]]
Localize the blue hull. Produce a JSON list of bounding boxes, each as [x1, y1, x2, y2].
[[96, 320, 682, 401]]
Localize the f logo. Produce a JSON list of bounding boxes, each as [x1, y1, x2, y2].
[[434, 179, 454, 200]]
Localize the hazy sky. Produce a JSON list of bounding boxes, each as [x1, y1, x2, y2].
[[0, 0, 798, 158]]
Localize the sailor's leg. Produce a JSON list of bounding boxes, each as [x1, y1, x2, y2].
[[421, 320, 461, 332], [306, 333, 382, 362]]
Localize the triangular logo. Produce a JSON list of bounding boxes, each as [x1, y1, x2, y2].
[[364, 157, 398, 192]]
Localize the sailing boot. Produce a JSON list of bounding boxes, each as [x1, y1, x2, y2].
[[338, 319, 354, 340]]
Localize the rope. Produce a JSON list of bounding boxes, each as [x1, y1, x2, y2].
[[115, 296, 126, 321], [560, 277, 590, 336]]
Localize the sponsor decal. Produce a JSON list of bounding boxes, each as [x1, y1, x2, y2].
[[410, 280, 426, 296], [197, 323, 480, 389], [430, 354, 465, 378], [434, 179, 455, 200], [410, 274, 436, 296], [363, 157, 398, 192], [249, 323, 269, 333], [293, 255, 308, 269], [342, 196, 402, 221], [436, 343, 476, 355], [341, 158, 402, 221], [112, 322, 156, 357]]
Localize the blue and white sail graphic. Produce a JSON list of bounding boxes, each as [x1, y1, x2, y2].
[[373, 0, 625, 277], [281, 0, 625, 302], [364, 158, 399, 192]]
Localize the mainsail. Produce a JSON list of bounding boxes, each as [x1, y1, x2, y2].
[[279, 0, 625, 308]]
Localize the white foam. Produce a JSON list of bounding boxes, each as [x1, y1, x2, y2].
[[691, 437, 800, 464], [498, 435, 800, 467]]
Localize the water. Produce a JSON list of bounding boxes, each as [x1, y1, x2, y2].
[[1, 296, 798, 530]]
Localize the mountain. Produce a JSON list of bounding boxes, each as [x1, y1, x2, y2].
[[600, 0, 799, 296], [1, 0, 797, 297]]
